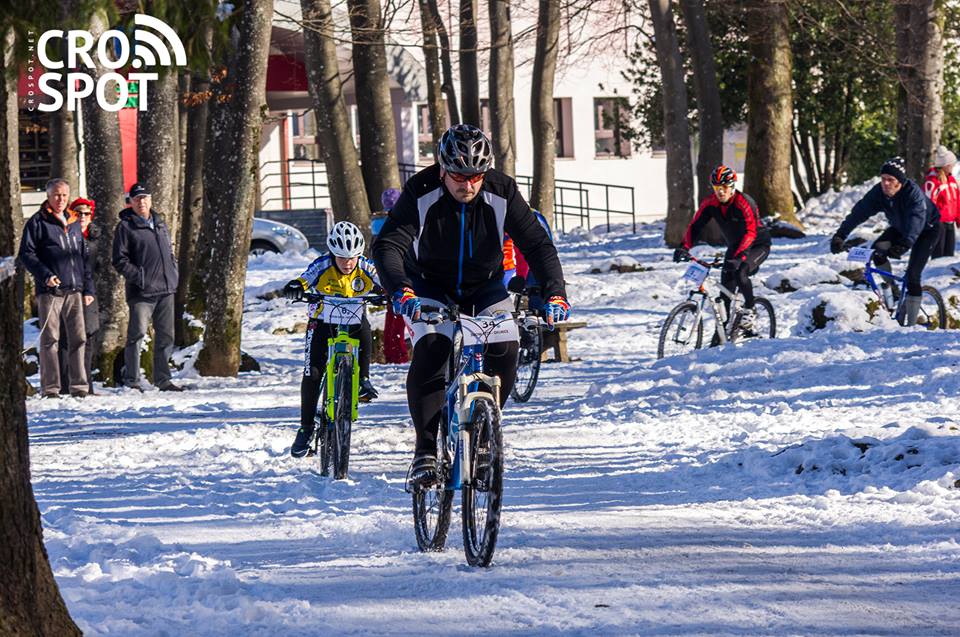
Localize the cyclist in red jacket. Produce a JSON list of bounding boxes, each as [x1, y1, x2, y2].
[[673, 165, 771, 328]]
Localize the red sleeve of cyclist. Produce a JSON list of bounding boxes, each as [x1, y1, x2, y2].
[[684, 197, 712, 249], [734, 193, 759, 255]]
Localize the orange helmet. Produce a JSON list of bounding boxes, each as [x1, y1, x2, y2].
[[710, 165, 737, 187]]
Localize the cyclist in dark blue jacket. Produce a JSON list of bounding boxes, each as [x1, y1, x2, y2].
[[830, 157, 940, 326]]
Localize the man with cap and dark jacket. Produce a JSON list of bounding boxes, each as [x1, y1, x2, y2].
[[18, 178, 95, 397], [112, 182, 183, 391], [830, 157, 940, 326]]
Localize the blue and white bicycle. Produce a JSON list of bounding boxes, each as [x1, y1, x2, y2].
[[844, 245, 946, 329], [408, 304, 528, 567]]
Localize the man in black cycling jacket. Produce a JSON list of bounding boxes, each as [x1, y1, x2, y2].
[[830, 156, 940, 326], [372, 124, 570, 486]]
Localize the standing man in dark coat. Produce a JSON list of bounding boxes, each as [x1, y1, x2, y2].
[[18, 178, 94, 398], [112, 182, 183, 391]]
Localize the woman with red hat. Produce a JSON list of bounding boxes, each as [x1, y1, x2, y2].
[[59, 197, 100, 394]]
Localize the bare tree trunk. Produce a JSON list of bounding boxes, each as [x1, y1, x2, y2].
[[743, 0, 800, 226], [194, 0, 273, 377], [48, 11, 79, 193], [177, 72, 210, 347], [82, 10, 129, 386], [347, 0, 401, 219], [649, 0, 695, 247], [459, 0, 481, 127], [137, 68, 181, 245], [49, 108, 78, 193], [302, 0, 371, 235], [488, 0, 516, 175], [895, 2, 912, 155], [677, 0, 723, 245], [426, 0, 460, 125], [0, 28, 81, 637], [418, 0, 447, 149], [530, 0, 560, 225], [898, 0, 944, 180]]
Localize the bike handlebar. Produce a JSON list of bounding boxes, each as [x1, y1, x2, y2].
[[682, 253, 724, 269], [296, 292, 388, 305]]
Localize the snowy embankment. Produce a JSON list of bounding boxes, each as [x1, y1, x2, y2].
[[26, 185, 960, 635]]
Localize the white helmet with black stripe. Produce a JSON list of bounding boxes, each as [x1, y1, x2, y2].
[[327, 221, 365, 258]]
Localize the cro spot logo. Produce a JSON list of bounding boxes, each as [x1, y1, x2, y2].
[[37, 14, 186, 112]]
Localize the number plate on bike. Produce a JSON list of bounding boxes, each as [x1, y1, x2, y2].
[[847, 246, 874, 263], [317, 297, 365, 325], [681, 262, 709, 286], [460, 315, 520, 347]]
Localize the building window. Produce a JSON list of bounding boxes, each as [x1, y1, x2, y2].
[[19, 110, 51, 190], [417, 104, 435, 161], [554, 98, 574, 158], [290, 111, 319, 161], [594, 97, 631, 158]]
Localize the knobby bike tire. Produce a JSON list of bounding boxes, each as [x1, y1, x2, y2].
[[511, 322, 542, 403], [332, 356, 353, 480], [412, 445, 454, 552], [317, 373, 332, 477], [920, 285, 948, 330], [657, 301, 703, 359], [753, 297, 777, 339], [461, 396, 504, 567]]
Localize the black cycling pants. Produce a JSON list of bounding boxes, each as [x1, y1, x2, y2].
[[300, 316, 371, 430], [408, 334, 518, 456], [933, 222, 956, 259], [721, 243, 770, 309], [872, 225, 938, 297]]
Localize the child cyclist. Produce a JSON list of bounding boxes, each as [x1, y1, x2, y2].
[[282, 221, 381, 458]]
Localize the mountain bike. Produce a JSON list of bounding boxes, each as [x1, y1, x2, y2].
[[658, 254, 776, 359], [299, 292, 384, 479], [844, 245, 946, 329], [509, 280, 543, 403], [408, 304, 526, 567]]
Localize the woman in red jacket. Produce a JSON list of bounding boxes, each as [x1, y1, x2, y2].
[[924, 145, 959, 258]]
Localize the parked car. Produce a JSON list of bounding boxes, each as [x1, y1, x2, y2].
[[250, 218, 310, 255]]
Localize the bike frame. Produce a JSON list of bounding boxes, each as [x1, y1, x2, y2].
[[860, 263, 907, 316], [682, 259, 743, 346], [324, 329, 359, 421], [444, 339, 501, 491]]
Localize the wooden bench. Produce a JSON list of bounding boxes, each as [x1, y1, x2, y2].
[[540, 320, 588, 363]]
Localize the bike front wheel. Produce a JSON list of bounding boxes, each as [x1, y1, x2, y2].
[[919, 285, 947, 329], [332, 356, 354, 480], [461, 396, 504, 567], [412, 447, 454, 552], [658, 301, 703, 359], [511, 321, 542, 403]]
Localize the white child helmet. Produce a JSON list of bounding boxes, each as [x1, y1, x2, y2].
[[327, 221, 365, 258]]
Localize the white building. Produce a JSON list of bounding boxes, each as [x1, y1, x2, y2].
[[259, 1, 677, 230]]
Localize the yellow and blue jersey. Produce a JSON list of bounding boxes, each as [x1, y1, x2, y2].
[[294, 254, 380, 320]]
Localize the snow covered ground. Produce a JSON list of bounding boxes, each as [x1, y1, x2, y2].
[[26, 193, 960, 636]]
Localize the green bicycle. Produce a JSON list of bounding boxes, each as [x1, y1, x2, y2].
[[300, 292, 384, 479]]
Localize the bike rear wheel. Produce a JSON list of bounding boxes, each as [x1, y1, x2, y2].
[[658, 301, 703, 359], [746, 297, 776, 340], [919, 285, 947, 329], [412, 447, 454, 552], [332, 356, 354, 480], [511, 320, 542, 403], [461, 396, 504, 567]]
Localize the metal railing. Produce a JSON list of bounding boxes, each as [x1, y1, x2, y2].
[[260, 159, 636, 234]]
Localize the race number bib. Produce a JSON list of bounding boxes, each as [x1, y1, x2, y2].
[[847, 246, 874, 263], [460, 314, 520, 347], [317, 297, 365, 325], [681, 262, 709, 287]]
